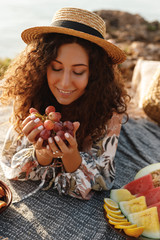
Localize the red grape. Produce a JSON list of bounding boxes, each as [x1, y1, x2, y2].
[[63, 121, 74, 131], [29, 108, 39, 114], [65, 129, 74, 137], [48, 112, 61, 122], [53, 122, 63, 132], [29, 105, 74, 144], [40, 129, 51, 140], [44, 120, 54, 130], [45, 106, 56, 115]]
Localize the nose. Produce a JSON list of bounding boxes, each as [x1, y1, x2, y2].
[[60, 69, 71, 88]]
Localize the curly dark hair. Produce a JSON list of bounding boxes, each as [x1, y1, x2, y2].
[[0, 33, 129, 150]]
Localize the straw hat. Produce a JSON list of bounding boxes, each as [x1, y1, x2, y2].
[[21, 7, 126, 64]]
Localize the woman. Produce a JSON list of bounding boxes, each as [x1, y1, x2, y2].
[[0, 7, 129, 200]]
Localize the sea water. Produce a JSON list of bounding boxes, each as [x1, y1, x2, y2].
[[0, 0, 160, 58]]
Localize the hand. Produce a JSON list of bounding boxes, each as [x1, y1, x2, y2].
[[22, 114, 44, 144], [47, 121, 82, 172], [22, 115, 54, 165]]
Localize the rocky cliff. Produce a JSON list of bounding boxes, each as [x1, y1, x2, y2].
[[95, 10, 160, 81]]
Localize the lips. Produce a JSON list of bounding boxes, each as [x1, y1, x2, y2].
[[57, 88, 76, 94]]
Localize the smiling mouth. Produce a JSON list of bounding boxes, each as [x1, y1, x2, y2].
[[57, 88, 76, 94]]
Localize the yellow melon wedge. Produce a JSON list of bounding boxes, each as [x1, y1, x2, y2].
[[128, 207, 160, 239]]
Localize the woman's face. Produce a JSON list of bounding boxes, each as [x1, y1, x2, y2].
[[47, 43, 89, 105]]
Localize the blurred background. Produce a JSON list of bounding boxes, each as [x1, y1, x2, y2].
[[0, 0, 160, 129], [0, 0, 160, 59]]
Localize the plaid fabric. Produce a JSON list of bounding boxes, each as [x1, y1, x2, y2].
[[0, 117, 160, 240]]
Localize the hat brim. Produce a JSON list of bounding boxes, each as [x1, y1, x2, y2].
[[21, 26, 126, 64]]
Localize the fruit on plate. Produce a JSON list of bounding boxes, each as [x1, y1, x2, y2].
[[108, 219, 131, 226], [148, 202, 160, 221], [0, 200, 7, 208], [104, 198, 119, 210], [136, 186, 160, 206], [128, 207, 160, 239], [114, 224, 137, 229], [104, 198, 145, 238], [0, 186, 5, 198], [134, 163, 160, 179], [110, 189, 135, 202], [0, 186, 7, 209], [123, 226, 144, 238], [123, 173, 154, 195], [103, 203, 122, 215], [119, 196, 147, 217]]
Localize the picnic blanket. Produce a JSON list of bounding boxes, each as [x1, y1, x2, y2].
[[0, 113, 160, 240]]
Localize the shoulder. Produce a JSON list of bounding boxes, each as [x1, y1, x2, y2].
[[106, 112, 123, 137]]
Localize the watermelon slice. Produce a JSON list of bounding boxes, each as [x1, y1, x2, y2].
[[123, 173, 154, 195], [148, 202, 160, 221], [136, 186, 160, 206]]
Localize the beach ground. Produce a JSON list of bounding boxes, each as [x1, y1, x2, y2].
[[0, 105, 12, 151]]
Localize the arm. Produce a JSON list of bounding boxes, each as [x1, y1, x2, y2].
[[0, 113, 122, 200]]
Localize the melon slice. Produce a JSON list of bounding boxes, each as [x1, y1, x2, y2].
[[135, 163, 160, 180], [148, 202, 160, 221], [110, 189, 135, 203], [123, 174, 154, 195], [119, 196, 147, 217], [128, 207, 160, 239], [136, 186, 160, 206]]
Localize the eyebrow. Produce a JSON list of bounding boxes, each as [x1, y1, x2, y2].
[[53, 59, 88, 67]]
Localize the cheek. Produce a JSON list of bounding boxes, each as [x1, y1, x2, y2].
[[75, 76, 89, 90], [47, 70, 57, 86]]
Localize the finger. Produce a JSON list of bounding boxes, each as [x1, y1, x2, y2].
[[22, 118, 43, 136], [73, 121, 80, 136], [64, 132, 77, 148], [46, 142, 63, 158], [48, 137, 60, 152], [54, 135, 68, 152], [34, 137, 43, 149], [26, 125, 44, 143], [22, 114, 36, 128]]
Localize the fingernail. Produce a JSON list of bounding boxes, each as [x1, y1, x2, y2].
[[54, 136, 59, 142], [65, 133, 69, 138], [46, 145, 50, 150], [37, 125, 44, 130], [48, 137, 53, 143], [34, 118, 40, 123], [38, 137, 42, 142], [30, 114, 36, 119]]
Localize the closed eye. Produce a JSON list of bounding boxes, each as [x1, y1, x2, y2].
[[73, 70, 86, 75], [51, 67, 62, 72]]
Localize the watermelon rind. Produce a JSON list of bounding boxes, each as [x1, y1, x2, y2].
[[128, 207, 160, 239], [119, 196, 147, 217], [135, 163, 160, 180]]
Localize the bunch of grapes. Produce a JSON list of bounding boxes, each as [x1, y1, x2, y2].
[[29, 105, 74, 145]]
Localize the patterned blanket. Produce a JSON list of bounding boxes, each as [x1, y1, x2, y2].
[[0, 117, 160, 240]]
